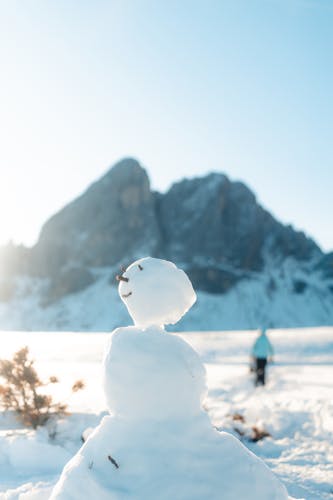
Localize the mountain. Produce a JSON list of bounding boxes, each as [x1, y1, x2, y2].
[[0, 158, 332, 331], [155, 172, 320, 293], [31, 159, 159, 274]]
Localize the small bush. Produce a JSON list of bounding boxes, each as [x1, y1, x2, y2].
[[228, 412, 271, 442], [0, 346, 83, 429], [72, 379, 85, 392], [250, 426, 271, 442]]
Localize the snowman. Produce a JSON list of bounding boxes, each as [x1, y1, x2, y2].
[[51, 257, 289, 500]]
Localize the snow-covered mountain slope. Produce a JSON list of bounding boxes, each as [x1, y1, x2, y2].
[[0, 257, 332, 331], [0, 328, 332, 499], [0, 158, 332, 331]]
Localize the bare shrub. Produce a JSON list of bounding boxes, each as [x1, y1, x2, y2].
[[250, 426, 271, 442], [72, 379, 85, 392], [228, 412, 271, 442], [0, 346, 84, 429]]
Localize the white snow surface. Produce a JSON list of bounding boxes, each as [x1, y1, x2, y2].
[[103, 326, 206, 420], [0, 328, 332, 499], [51, 323, 287, 500], [118, 257, 197, 327], [51, 415, 287, 500], [1, 258, 333, 332]]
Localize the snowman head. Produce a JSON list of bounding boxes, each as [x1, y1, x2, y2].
[[117, 257, 196, 327]]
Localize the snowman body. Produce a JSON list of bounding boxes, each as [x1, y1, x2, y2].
[[51, 258, 288, 500]]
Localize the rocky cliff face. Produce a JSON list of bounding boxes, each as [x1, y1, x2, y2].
[[0, 158, 333, 329], [1, 158, 331, 325], [31, 159, 320, 266], [24, 157, 323, 298], [31, 159, 159, 273], [155, 173, 320, 292]]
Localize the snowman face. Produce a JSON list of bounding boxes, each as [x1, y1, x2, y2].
[[117, 257, 196, 327]]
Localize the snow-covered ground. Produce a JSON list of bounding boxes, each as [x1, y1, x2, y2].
[[0, 328, 332, 499]]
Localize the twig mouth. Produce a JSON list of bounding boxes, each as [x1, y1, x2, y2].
[[122, 291, 132, 298]]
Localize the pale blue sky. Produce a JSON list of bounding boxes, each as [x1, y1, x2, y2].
[[0, 0, 332, 250]]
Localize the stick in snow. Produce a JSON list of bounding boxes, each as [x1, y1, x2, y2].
[[108, 455, 119, 469]]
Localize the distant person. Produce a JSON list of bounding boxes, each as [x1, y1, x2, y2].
[[251, 328, 274, 386]]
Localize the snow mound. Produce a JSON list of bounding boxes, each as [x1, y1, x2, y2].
[[51, 327, 288, 500], [103, 326, 206, 420], [118, 257, 196, 327], [51, 413, 288, 500], [0, 429, 71, 478]]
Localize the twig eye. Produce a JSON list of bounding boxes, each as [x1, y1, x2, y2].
[[138, 264, 143, 271], [116, 275, 129, 283]]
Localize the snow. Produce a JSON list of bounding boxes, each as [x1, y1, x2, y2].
[[51, 415, 287, 500], [49, 259, 287, 498], [1, 259, 332, 333], [118, 257, 196, 327], [5, 433, 69, 475], [52, 343, 287, 498], [103, 325, 206, 420], [0, 328, 332, 499]]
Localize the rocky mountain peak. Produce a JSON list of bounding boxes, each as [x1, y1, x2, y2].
[[97, 157, 149, 187], [30, 158, 159, 277], [3, 158, 325, 303], [1, 158, 332, 329]]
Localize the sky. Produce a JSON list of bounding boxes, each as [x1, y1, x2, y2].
[[0, 0, 332, 251]]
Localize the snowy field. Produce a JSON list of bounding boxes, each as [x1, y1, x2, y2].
[[0, 328, 332, 499]]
